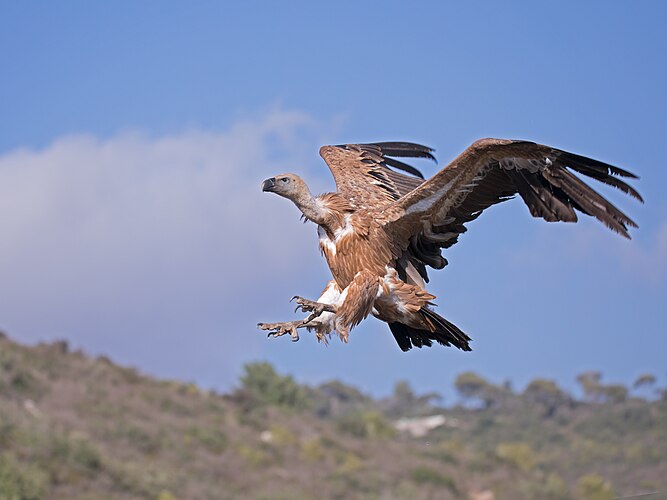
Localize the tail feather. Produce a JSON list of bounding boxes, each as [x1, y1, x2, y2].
[[388, 309, 472, 352]]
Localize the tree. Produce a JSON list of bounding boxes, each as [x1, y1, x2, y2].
[[311, 380, 370, 418], [382, 380, 441, 418], [577, 371, 603, 403], [633, 373, 656, 388], [576, 372, 628, 404], [633, 373, 657, 400], [523, 378, 570, 417], [455, 372, 488, 400], [601, 384, 628, 404], [238, 362, 311, 410], [455, 371, 509, 408]]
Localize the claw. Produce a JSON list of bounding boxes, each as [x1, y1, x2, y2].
[[304, 312, 319, 324], [257, 321, 300, 342]]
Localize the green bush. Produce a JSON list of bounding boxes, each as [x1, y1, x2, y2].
[[186, 426, 227, 454], [239, 362, 311, 410], [495, 442, 537, 471], [410, 466, 457, 493], [300, 437, 324, 462], [337, 453, 364, 474], [269, 424, 297, 447], [50, 431, 103, 472], [0, 453, 48, 500], [156, 490, 177, 500], [577, 474, 614, 500], [517, 473, 570, 499], [543, 473, 571, 499], [237, 444, 269, 467], [115, 424, 162, 455], [335, 411, 395, 439], [428, 440, 464, 464]]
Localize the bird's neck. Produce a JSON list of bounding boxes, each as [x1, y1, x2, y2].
[[291, 191, 329, 226], [292, 192, 353, 231]]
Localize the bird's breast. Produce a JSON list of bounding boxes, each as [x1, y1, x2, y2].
[[318, 223, 390, 289]]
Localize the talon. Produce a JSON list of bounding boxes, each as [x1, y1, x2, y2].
[[304, 312, 318, 324], [258, 320, 303, 342]]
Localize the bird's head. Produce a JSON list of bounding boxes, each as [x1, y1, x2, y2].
[[261, 173, 308, 201]]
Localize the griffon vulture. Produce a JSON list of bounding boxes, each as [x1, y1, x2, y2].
[[258, 139, 641, 351]]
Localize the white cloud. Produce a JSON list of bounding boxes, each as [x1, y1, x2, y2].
[[0, 108, 335, 387]]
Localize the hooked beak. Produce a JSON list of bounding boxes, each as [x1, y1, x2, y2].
[[261, 177, 276, 192]]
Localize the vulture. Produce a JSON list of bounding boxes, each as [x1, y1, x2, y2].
[[258, 139, 641, 351]]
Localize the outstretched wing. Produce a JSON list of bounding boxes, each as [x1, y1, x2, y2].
[[319, 142, 433, 209], [382, 138, 642, 276]]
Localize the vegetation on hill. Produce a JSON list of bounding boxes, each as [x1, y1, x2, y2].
[[0, 331, 665, 499]]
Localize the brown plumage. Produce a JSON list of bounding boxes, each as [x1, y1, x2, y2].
[[258, 139, 642, 351]]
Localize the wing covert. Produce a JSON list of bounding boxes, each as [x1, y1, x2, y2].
[[319, 142, 434, 209]]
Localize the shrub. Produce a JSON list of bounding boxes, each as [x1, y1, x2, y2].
[[335, 411, 395, 439], [239, 362, 311, 410], [0, 453, 48, 500], [543, 473, 570, 500], [115, 424, 162, 455], [410, 466, 457, 493], [50, 431, 103, 472], [237, 445, 269, 467], [269, 424, 297, 447], [577, 474, 614, 500], [517, 473, 570, 499], [337, 453, 364, 474], [300, 437, 324, 462], [495, 442, 537, 472], [186, 426, 227, 454]]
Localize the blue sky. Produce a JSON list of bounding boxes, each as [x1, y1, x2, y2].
[[1, 1, 665, 398]]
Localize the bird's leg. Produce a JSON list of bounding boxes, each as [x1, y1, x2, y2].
[[258, 281, 342, 344], [291, 296, 337, 323], [257, 319, 311, 342], [333, 270, 380, 343], [257, 298, 337, 343]]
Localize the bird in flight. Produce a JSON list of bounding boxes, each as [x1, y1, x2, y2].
[[258, 139, 641, 351]]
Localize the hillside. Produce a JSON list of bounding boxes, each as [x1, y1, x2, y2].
[[0, 332, 665, 500]]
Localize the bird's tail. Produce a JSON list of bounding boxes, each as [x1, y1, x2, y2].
[[388, 308, 471, 352]]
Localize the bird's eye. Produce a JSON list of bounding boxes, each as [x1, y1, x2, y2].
[[281, 178, 289, 183]]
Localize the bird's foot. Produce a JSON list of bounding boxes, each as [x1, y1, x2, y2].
[[257, 321, 303, 342], [290, 296, 336, 322]]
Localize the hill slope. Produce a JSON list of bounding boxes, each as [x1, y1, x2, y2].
[[0, 333, 665, 499]]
